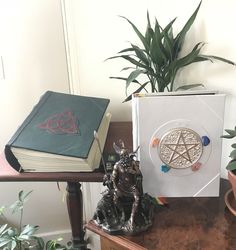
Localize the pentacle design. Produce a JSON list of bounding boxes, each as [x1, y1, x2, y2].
[[38, 110, 79, 134], [159, 128, 203, 169]]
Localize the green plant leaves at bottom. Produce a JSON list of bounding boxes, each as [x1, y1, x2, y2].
[[230, 149, 236, 159], [231, 143, 236, 148], [18, 190, 33, 203], [225, 129, 236, 137], [226, 161, 236, 171], [0, 224, 8, 235]]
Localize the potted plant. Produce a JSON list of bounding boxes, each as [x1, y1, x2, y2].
[[0, 190, 75, 250], [108, 1, 236, 197], [221, 127, 236, 214], [108, 1, 235, 102]]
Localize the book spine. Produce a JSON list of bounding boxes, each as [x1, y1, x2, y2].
[[4, 91, 53, 172], [4, 145, 22, 172], [132, 95, 139, 155]]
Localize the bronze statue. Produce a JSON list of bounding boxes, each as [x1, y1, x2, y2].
[[93, 140, 155, 235]]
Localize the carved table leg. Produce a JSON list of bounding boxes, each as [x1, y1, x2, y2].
[[66, 181, 88, 250]]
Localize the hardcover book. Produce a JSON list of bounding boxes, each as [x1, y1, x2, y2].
[[132, 91, 225, 197], [5, 91, 111, 172]]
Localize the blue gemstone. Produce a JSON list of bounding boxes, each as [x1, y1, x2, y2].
[[202, 136, 210, 146], [161, 165, 171, 173]]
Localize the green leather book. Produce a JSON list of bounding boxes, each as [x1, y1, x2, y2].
[[5, 91, 111, 172]]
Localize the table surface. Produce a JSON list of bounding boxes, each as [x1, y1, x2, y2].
[[87, 178, 236, 250]]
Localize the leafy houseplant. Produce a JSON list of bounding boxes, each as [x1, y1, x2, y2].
[[108, 1, 235, 102], [221, 127, 236, 173], [0, 190, 74, 250], [0, 190, 44, 250], [221, 128, 236, 200]]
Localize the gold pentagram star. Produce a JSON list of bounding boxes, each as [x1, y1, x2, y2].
[[159, 128, 203, 169]]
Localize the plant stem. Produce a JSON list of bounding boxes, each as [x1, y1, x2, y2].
[[20, 208, 23, 231], [170, 71, 176, 91], [148, 74, 155, 92], [16, 240, 21, 250]]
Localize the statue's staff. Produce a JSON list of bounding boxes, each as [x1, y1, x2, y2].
[[94, 131, 120, 221], [94, 131, 112, 190], [94, 131, 108, 174]]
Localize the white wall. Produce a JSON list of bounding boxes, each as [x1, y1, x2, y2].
[[70, 0, 236, 178], [0, 0, 70, 239]]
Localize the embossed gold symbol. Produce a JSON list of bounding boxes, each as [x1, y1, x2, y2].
[[159, 128, 203, 169]]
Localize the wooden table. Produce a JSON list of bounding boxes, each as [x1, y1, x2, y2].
[[86, 179, 236, 250], [0, 122, 132, 250]]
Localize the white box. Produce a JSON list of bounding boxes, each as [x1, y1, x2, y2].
[[132, 91, 226, 197]]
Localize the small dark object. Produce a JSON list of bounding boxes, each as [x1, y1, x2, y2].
[[93, 140, 155, 235], [202, 136, 210, 146]]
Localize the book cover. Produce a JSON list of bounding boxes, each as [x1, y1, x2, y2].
[[5, 91, 110, 172], [132, 91, 225, 197]]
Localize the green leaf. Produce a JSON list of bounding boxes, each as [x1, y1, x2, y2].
[[36, 237, 45, 249], [221, 134, 235, 139], [231, 143, 236, 148], [150, 37, 167, 67], [199, 55, 236, 66], [175, 83, 204, 91], [120, 16, 149, 51], [161, 18, 176, 58], [131, 44, 150, 65], [225, 129, 236, 136], [163, 17, 177, 34], [0, 224, 8, 235], [19, 190, 33, 203], [18, 234, 31, 240], [20, 225, 39, 236], [170, 42, 205, 74], [0, 206, 5, 216], [174, 1, 202, 55], [145, 11, 153, 47], [10, 241, 16, 250], [9, 200, 23, 214], [120, 67, 135, 71], [7, 228, 17, 237], [230, 150, 236, 159], [109, 76, 140, 84], [108, 55, 152, 71], [123, 81, 150, 102], [117, 47, 136, 54], [126, 69, 145, 90], [226, 161, 236, 171], [149, 19, 170, 65], [0, 237, 12, 248], [46, 239, 67, 250], [189, 55, 212, 63]]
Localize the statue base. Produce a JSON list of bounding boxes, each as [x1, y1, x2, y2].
[[93, 191, 155, 236]]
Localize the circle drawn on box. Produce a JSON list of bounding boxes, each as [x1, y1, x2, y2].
[[159, 128, 203, 169], [149, 119, 212, 177]]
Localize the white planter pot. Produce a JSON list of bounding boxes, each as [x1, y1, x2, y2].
[[132, 90, 225, 197]]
